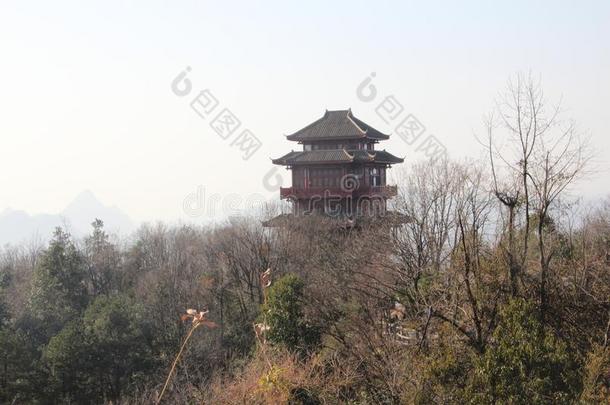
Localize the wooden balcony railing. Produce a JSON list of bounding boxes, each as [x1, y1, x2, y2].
[[280, 185, 397, 199]]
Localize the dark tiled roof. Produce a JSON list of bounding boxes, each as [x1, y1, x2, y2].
[[272, 149, 404, 165], [364, 150, 405, 164], [272, 150, 352, 164], [286, 109, 390, 141]]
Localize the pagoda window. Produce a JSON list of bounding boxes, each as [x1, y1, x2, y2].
[[310, 143, 348, 150], [310, 167, 342, 188], [304, 144, 312, 151], [370, 167, 381, 187]]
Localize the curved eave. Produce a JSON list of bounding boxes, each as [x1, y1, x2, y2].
[[286, 160, 352, 166], [374, 159, 404, 164], [377, 156, 405, 164], [271, 150, 404, 166], [272, 158, 403, 166], [350, 116, 390, 140], [272, 159, 354, 166]]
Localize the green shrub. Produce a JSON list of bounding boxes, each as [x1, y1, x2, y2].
[[262, 274, 320, 353], [467, 298, 581, 404]]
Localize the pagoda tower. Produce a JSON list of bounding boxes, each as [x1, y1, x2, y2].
[[269, 109, 404, 223]]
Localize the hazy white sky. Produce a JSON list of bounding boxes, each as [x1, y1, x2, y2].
[[1, 0, 608, 223]]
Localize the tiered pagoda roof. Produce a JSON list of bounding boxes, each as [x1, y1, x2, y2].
[[286, 109, 389, 141], [265, 108, 407, 227], [272, 149, 403, 165]]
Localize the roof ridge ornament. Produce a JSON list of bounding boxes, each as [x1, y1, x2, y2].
[[346, 113, 367, 136], [342, 148, 355, 160]]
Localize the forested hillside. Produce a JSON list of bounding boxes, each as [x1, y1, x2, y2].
[[1, 184, 608, 403], [1, 77, 609, 404]]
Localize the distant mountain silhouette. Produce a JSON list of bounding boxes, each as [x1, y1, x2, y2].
[[0, 191, 136, 246]]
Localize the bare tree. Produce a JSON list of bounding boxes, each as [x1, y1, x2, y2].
[[393, 159, 499, 352], [486, 72, 592, 320]]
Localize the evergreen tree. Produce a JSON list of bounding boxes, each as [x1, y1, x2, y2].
[[82, 294, 154, 401], [44, 294, 154, 402], [84, 219, 122, 295], [467, 298, 581, 404], [44, 320, 92, 402], [27, 228, 89, 343], [262, 274, 320, 353]]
